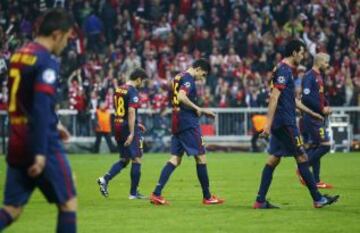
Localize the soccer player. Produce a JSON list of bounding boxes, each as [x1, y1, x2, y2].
[[0, 9, 77, 232], [149, 59, 224, 205], [298, 53, 333, 189], [97, 68, 148, 199], [253, 40, 339, 209]]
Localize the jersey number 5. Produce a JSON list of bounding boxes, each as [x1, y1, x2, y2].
[[173, 82, 179, 105], [114, 96, 125, 117], [9, 68, 21, 112]]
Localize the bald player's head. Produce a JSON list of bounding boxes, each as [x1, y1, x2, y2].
[[314, 53, 330, 71]]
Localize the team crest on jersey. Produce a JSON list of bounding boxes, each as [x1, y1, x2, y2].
[[133, 96, 139, 103], [42, 69, 56, 84], [277, 76, 285, 84], [303, 88, 311, 95], [185, 82, 191, 88]]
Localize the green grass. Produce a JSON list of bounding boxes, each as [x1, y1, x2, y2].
[[1, 152, 360, 233]]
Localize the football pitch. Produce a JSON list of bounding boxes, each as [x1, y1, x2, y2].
[[1, 152, 360, 233]]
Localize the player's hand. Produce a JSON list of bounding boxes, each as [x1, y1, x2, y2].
[[322, 106, 332, 115], [28, 155, 46, 178], [124, 133, 134, 147], [58, 123, 71, 143], [198, 108, 216, 118], [312, 112, 324, 121], [260, 125, 270, 139], [138, 123, 146, 132]]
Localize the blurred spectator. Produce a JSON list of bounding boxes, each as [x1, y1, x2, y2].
[[93, 101, 116, 153], [0, 0, 358, 115]]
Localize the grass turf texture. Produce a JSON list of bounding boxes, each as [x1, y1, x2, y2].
[[1, 152, 359, 233]]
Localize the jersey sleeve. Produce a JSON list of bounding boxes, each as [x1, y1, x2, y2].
[[179, 75, 194, 95], [272, 69, 288, 91], [31, 60, 58, 156], [34, 62, 58, 95], [128, 88, 139, 108]]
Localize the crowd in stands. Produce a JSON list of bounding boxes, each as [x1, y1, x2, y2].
[[0, 0, 359, 115]]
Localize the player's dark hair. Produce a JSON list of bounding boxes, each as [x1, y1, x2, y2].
[[284, 39, 305, 57], [129, 68, 148, 81], [192, 58, 211, 73], [37, 9, 73, 36]]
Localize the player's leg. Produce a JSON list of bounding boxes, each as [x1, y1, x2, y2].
[[194, 155, 211, 199], [57, 197, 77, 233], [98, 155, 130, 197], [151, 155, 182, 202], [0, 166, 35, 230], [288, 126, 338, 207], [295, 154, 323, 202], [150, 135, 184, 204], [0, 205, 23, 230], [194, 154, 224, 205], [128, 132, 145, 199], [253, 154, 281, 208], [40, 150, 77, 233], [129, 157, 146, 199], [304, 123, 332, 187]]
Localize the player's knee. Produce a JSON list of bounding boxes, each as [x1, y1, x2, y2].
[[59, 197, 77, 212], [267, 155, 280, 167], [169, 156, 182, 167], [3, 205, 23, 220], [132, 157, 141, 164], [295, 154, 308, 163], [195, 155, 207, 164], [120, 158, 130, 167]]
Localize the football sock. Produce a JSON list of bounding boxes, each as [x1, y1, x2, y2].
[[104, 160, 127, 182], [153, 162, 176, 196], [256, 164, 274, 203], [0, 208, 13, 230], [130, 163, 141, 196], [196, 164, 211, 199], [312, 158, 321, 183], [297, 161, 322, 201], [57, 211, 76, 233], [307, 145, 330, 183]]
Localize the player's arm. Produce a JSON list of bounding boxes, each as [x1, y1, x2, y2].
[[28, 66, 57, 177], [295, 98, 324, 121], [29, 90, 53, 177], [261, 87, 281, 137], [124, 107, 136, 146], [178, 90, 215, 118], [57, 122, 71, 142]]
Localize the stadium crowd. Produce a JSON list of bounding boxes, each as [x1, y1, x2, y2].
[[0, 0, 359, 117]]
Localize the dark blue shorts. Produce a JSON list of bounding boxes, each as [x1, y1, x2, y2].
[[268, 125, 305, 157], [301, 116, 329, 145], [3, 149, 76, 207], [171, 127, 205, 156], [116, 126, 143, 159]]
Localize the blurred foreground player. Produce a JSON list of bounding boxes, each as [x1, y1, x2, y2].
[[299, 53, 333, 189], [97, 68, 148, 199], [0, 9, 77, 232], [150, 59, 224, 205], [253, 40, 339, 209]]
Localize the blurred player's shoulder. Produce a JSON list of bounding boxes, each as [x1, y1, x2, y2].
[[115, 85, 129, 94]]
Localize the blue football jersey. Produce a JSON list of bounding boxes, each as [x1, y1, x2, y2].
[[7, 42, 61, 167], [301, 69, 327, 116], [271, 62, 297, 129], [171, 72, 199, 133], [113, 84, 139, 125]]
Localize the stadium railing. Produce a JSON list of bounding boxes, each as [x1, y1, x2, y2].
[[1, 107, 359, 153]]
